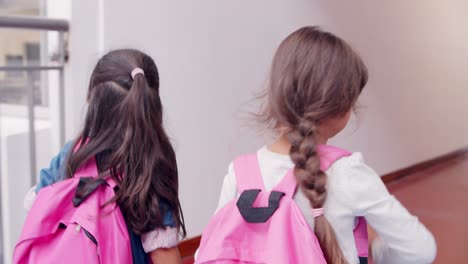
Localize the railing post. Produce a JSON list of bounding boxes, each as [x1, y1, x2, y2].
[[58, 32, 65, 146], [0, 81, 3, 263], [26, 70, 38, 186]]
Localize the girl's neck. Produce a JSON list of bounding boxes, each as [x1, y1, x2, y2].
[[268, 134, 328, 155]]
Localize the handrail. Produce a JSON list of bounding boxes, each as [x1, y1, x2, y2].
[[0, 15, 68, 187], [0, 15, 69, 31], [0, 66, 64, 71]]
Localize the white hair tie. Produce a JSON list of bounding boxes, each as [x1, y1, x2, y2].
[[131, 68, 145, 79]]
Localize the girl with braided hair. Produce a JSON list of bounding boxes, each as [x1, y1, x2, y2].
[[213, 27, 436, 264]]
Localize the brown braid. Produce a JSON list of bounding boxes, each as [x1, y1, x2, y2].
[[259, 26, 368, 263], [288, 119, 347, 264]]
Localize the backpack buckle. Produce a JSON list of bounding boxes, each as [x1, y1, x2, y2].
[[236, 189, 285, 223]]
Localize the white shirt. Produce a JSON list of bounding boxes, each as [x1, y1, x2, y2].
[[215, 146, 436, 264]]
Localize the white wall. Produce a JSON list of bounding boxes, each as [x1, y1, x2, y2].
[[69, 0, 468, 236], [67, 0, 103, 138], [0, 117, 52, 264], [45, 0, 71, 152], [322, 0, 468, 173]]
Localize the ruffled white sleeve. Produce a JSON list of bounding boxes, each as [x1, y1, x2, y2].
[[141, 227, 180, 253], [23, 186, 37, 211]]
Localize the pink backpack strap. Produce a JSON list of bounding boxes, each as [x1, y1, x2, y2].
[[234, 153, 297, 197], [73, 158, 98, 178], [317, 144, 352, 171], [273, 145, 352, 198], [73, 158, 117, 189], [233, 154, 266, 192], [318, 145, 369, 258], [354, 217, 369, 258], [273, 170, 297, 198], [73, 140, 117, 189], [234, 154, 296, 224]]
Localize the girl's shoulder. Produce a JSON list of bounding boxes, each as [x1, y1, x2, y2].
[[316, 145, 380, 187], [54, 140, 74, 164], [327, 151, 379, 183], [327, 152, 390, 206], [328, 151, 366, 170], [35, 140, 75, 193]]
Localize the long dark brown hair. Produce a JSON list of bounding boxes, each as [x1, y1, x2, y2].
[[66, 49, 186, 236], [261, 27, 368, 263]]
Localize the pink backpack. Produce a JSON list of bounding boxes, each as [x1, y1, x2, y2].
[[13, 156, 133, 264], [196, 145, 368, 264]]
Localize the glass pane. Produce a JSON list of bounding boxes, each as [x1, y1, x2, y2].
[[0, 28, 65, 107], [0, 28, 66, 264], [0, 0, 40, 17], [0, 0, 70, 260]]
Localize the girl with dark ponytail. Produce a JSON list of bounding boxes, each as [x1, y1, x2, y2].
[[27, 49, 186, 263], [211, 27, 436, 263]]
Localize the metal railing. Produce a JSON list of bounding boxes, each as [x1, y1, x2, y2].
[[0, 16, 69, 31], [0, 15, 69, 187]]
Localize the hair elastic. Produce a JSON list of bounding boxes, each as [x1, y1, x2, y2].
[[312, 208, 324, 218], [131, 68, 145, 79]]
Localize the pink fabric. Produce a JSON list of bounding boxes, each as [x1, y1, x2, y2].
[[196, 144, 368, 263], [311, 208, 325, 218], [354, 217, 369, 257], [318, 144, 369, 258], [233, 154, 266, 192], [196, 155, 326, 263], [196, 197, 327, 264], [13, 157, 132, 264], [317, 144, 352, 171]]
